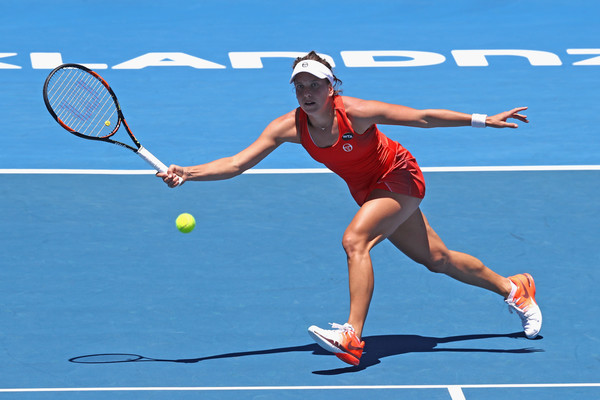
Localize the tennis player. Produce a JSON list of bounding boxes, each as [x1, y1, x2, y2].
[[158, 51, 542, 366]]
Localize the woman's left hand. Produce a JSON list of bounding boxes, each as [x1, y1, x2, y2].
[[487, 107, 529, 128]]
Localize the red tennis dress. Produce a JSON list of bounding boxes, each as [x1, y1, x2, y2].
[[297, 96, 426, 206]]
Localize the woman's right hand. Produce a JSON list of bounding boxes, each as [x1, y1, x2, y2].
[[156, 165, 185, 188]]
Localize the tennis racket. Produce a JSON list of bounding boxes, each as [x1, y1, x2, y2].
[[43, 63, 180, 182]]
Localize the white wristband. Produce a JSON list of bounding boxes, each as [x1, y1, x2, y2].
[[471, 113, 487, 128]]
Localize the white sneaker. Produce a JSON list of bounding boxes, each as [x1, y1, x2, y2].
[[505, 273, 542, 338], [308, 323, 365, 366]]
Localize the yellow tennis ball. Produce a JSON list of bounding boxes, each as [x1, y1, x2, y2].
[[176, 213, 195, 233], [105, 120, 111, 126]]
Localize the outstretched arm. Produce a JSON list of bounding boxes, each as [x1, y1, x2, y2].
[[401, 107, 529, 129], [343, 97, 528, 131], [158, 111, 299, 187]]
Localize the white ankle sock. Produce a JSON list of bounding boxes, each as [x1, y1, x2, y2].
[[506, 280, 518, 301]]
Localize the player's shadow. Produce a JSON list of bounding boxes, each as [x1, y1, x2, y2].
[[69, 332, 542, 375], [313, 331, 543, 375]]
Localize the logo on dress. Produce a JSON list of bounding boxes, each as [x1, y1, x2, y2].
[[342, 132, 354, 140], [343, 143, 353, 152]]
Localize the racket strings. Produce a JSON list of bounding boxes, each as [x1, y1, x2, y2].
[[46, 67, 119, 138], [54, 69, 114, 134]]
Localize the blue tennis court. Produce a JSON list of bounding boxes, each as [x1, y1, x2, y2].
[[1, 1, 599, 399]]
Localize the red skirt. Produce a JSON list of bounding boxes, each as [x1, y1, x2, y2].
[[350, 156, 426, 206]]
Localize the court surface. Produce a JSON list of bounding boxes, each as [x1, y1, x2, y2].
[[1, 1, 599, 399]]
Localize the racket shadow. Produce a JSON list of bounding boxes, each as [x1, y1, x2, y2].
[[69, 332, 543, 372], [69, 344, 330, 365]]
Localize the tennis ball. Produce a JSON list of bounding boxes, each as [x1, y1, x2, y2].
[[176, 213, 195, 233], [104, 120, 111, 126]]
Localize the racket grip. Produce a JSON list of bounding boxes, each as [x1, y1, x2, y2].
[[136, 146, 183, 184], [137, 146, 168, 172]]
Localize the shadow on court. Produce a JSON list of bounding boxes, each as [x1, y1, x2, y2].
[[314, 332, 544, 375], [69, 332, 543, 374]]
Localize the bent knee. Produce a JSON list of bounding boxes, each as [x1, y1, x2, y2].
[[420, 251, 452, 274], [342, 231, 371, 258]]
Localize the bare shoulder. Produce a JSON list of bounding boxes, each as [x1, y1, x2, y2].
[[341, 95, 421, 127], [264, 109, 301, 144], [340, 96, 388, 123], [339, 96, 368, 115], [341, 96, 393, 117], [339, 96, 384, 132]]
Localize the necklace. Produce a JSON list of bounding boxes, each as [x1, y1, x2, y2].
[[310, 118, 331, 132], [309, 108, 334, 132]]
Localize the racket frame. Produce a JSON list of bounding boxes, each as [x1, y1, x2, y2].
[[43, 63, 172, 175], [43, 63, 140, 151]]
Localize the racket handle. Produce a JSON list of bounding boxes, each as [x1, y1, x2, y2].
[[136, 146, 183, 185]]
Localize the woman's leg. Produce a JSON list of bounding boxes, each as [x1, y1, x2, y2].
[[387, 208, 512, 296], [311, 192, 539, 366], [387, 209, 541, 338], [342, 190, 422, 338]]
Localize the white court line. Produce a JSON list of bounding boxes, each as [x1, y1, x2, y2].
[[448, 385, 467, 400], [0, 165, 599, 175], [0, 383, 599, 393]]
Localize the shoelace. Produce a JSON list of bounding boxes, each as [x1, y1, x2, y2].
[[330, 322, 354, 332], [506, 294, 531, 312], [507, 297, 539, 326]]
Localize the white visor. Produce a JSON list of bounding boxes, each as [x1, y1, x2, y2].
[[289, 59, 334, 85]]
